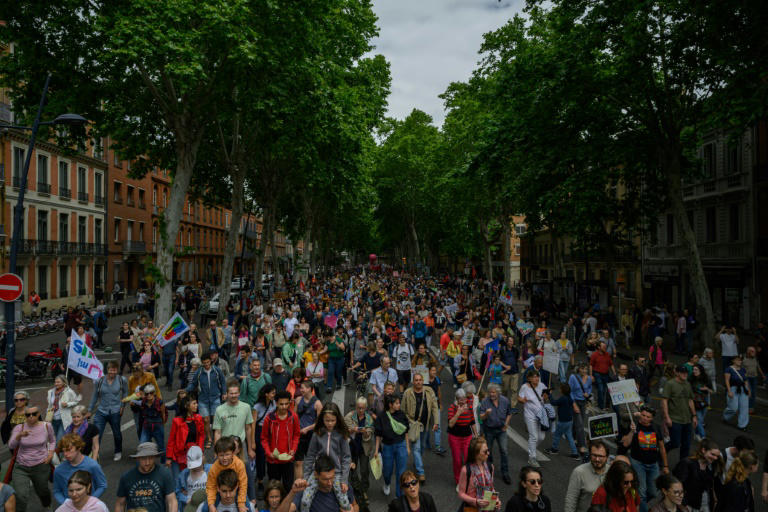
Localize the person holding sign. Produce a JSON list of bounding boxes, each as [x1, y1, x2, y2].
[[619, 405, 669, 512], [457, 437, 502, 511]]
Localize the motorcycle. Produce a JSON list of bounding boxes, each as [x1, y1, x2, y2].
[[25, 343, 64, 377]]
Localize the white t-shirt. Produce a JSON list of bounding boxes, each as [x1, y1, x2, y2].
[[393, 344, 414, 371], [284, 317, 298, 338], [519, 382, 548, 420], [187, 471, 208, 495], [720, 334, 738, 357]]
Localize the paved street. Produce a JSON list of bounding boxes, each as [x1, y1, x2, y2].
[[3, 326, 767, 511]]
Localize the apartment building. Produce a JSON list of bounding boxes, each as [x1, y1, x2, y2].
[[1, 129, 107, 314]]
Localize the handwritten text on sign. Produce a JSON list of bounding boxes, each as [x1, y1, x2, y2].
[[588, 412, 618, 440], [606, 378, 640, 406]]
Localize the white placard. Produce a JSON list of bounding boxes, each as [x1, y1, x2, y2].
[[542, 350, 560, 375], [607, 378, 640, 405]]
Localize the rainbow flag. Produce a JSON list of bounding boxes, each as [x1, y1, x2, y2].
[[155, 312, 190, 347], [498, 284, 514, 305]]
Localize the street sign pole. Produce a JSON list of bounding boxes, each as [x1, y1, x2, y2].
[[4, 75, 50, 410]]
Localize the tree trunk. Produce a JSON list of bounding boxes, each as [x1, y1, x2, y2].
[[270, 224, 280, 291], [665, 156, 716, 348], [217, 166, 245, 322], [254, 205, 272, 299], [409, 217, 421, 271], [155, 134, 202, 324]]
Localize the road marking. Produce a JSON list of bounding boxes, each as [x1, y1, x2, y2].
[[506, 426, 551, 461]]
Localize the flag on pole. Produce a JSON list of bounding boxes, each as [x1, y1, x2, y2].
[[498, 284, 514, 305], [155, 312, 190, 347], [67, 330, 104, 380]]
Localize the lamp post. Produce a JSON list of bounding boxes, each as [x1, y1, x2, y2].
[[2, 74, 86, 408]]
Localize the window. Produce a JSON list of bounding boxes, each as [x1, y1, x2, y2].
[[58, 161, 69, 196], [37, 211, 48, 241], [514, 243, 521, 256], [78, 216, 86, 243], [153, 224, 157, 249], [59, 214, 69, 243], [114, 219, 120, 243], [729, 204, 740, 241], [705, 207, 717, 243], [225, 212, 229, 227], [59, 266, 69, 297], [702, 143, 716, 178], [114, 182, 122, 202], [94, 138, 104, 160], [12, 147, 24, 185], [187, 229, 191, 245], [94, 173, 103, 204], [113, 151, 120, 167], [515, 224, 527, 236], [163, 188, 167, 208], [127, 220, 133, 242], [726, 141, 739, 175], [127, 185, 135, 206], [153, 186, 157, 206], [37, 265, 48, 298], [666, 213, 674, 245], [77, 166, 87, 198], [95, 219, 102, 245], [138, 189, 145, 208], [138, 222, 144, 242], [78, 265, 87, 295], [37, 154, 49, 184]]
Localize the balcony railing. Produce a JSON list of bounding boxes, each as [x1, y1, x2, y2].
[[18, 239, 107, 256], [12, 176, 21, 188], [58, 241, 78, 255], [78, 191, 89, 202], [37, 182, 51, 194], [95, 195, 104, 206], [78, 288, 87, 296], [646, 242, 749, 260], [123, 240, 147, 254], [59, 289, 68, 298], [36, 240, 56, 255], [58, 187, 71, 198]]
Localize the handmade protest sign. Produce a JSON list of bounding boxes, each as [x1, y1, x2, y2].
[[588, 412, 618, 440], [607, 379, 640, 406]]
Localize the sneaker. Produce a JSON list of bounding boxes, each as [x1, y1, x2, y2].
[[527, 457, 540, 468], [114, 452, 122, 461], [382, 483, 391, 496], [569, 453, 581, 460], [435, 447, 447, 456], [544, 448, 558, 455]]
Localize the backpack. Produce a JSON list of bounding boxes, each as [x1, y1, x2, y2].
[[96, 375, 127, 401]]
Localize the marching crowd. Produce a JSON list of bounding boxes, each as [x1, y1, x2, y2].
[[1, 270, 767, 512]]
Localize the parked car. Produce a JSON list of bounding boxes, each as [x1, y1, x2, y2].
[[199, 291, 240, 320]]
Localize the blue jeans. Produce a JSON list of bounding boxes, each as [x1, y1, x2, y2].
[[381, 441, 407, 497], [51, 419, 65, 441], [594, 372, 609, 409], [326, 357, 344, 390], [695, 408, 707, 438], [665, 422, 693, 459], [140, 426, 165, 463], [412, 430, 430, 476], [482, 426, 510, 476], [93, 411, 123, 454], [630, 458, 659, 512], [550, 420, 577, 454], [162, 352, 175, 387], [747, 377, 757, 409], [723, 390, 749, 429], [558, 361, 569, 383]]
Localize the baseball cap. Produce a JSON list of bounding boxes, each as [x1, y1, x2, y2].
[[273, 358, 284, 367], [675, 364, 688, 373], [186, 445, 203, 469]]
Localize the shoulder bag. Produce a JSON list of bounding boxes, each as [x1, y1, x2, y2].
[[407, 391, 426, 443]]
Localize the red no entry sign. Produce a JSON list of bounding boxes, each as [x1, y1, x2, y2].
[[0, 273, 23, 302]]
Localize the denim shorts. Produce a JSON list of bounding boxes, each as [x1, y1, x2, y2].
[[199, 398, 221, 417]]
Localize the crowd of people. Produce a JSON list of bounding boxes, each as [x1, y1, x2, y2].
[[1, 270, 767, 512]]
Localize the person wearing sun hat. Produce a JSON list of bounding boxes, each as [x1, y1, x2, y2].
[[175, 445, 212, 512], [115, 442, 177, 512]]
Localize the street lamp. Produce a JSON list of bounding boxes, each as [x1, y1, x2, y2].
[[2, 74, 86, 408]]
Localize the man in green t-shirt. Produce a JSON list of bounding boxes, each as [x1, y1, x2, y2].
[[213, 379, 255, 461], [325, 330, 346, 393], [661, 365, 697, 459]]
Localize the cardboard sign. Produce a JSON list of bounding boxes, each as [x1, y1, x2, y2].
[[607, 379, 640, 406], [542, 350, 560, 375], [588, 412, 618, 440]]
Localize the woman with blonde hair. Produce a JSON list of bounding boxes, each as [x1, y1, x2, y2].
[[46, 375, 80, 441], [63, 406, 100, 460], [716, 451, 758, 512]]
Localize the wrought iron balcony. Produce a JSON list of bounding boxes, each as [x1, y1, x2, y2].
[[12, 176, 21, 188], [37, 182, 51, 194], [78, 191, 89, 202], [95, 195, 105, 206], [58, 187, 71, 198], [123, 241, 146, 254]]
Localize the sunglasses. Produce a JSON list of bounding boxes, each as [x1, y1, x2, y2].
[[623, 479, 634, 486], [526, 479, 543, 485], [402, 480, 419, 488], [14, 398, 27, 402], [25, 412, 38, 417]]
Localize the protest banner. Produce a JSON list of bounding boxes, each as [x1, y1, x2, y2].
[[155, 311, 190, 347], [588, 412, 618, 440], [606, 379, 641, 406], [498, 284, 514, 305], [67, 330, 104, 380], [542, 350, 560, 376], [324, 314, 339, 329]]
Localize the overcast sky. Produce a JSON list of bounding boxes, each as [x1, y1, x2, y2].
[[369, 0, 522, 127]]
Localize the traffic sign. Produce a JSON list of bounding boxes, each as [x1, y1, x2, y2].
[[0, 273, 23, 302]]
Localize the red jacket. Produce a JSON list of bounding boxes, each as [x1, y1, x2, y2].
[[260, 410, 300, 464], [166, 414, 204, 464]]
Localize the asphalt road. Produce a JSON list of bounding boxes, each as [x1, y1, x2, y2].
[[2, 310, 767, 511]]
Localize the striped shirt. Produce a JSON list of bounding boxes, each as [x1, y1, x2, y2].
[[447, 399, 475, 437]]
